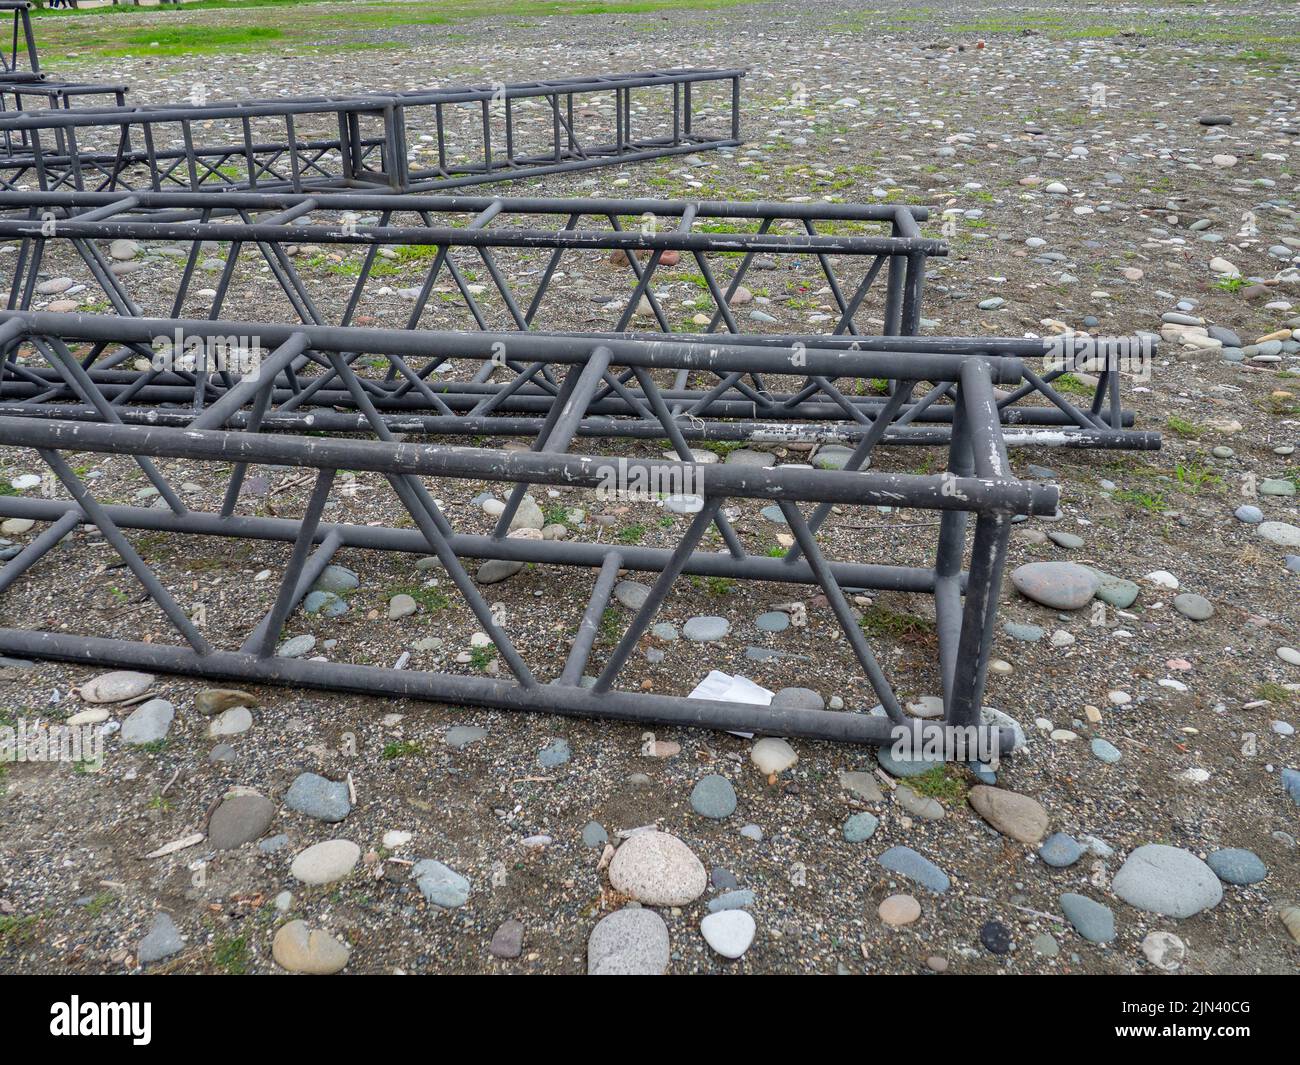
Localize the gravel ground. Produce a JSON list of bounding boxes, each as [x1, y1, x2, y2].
[[0, 0, 1297, 975]]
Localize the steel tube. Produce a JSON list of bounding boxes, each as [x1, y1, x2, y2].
[[0, 68, 749, 195], [0, 213, 942, 257], [0, 312, 1025, 385], [559, 550, 623, 686], [0, 188, 925, 222], [0, 416, 1058, 514], [0, 628, 1015, 752], [0, 493, 946, 591]]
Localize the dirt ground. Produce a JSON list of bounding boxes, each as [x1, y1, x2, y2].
[[0, 0, 1297, 974]]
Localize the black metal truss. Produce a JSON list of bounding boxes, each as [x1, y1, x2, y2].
[[0, 310, 1159, 450], [600, 329, 1152, 440], [0, 77, 129, 115], [0, 188, 935, 337], [0, 68, 744, 194], [0, 189, 1150, 441], [0, 2, 130, 147], [0, 2, 39, 81], [0, 311, 1068, 751]]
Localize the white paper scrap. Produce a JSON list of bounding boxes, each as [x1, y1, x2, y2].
[[688, 670, 774, 738]]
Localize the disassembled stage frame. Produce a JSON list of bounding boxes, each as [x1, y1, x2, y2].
[[0, 189, 936, 333], [0, 6, 735, 189], [0, 17, 1158, 752], [0, 2, 128, 124], [0, 68, 743, 193], [0, 188, 1146, 440], [0, 311, 1076, 753], [0, 308, 1156, 452]]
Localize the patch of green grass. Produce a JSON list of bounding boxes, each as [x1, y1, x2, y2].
[[84, 892, 117, 919], [1112, 487, 1167, 513], [211, 932, 249, 975], [1229, 47, 1293, 69], [374, 244, 451, 275], [1173, 458, 1220, 494], [33, 0, 342, 12], [1264, 393, 1299, 417], [905, 765, 968, 803], [104, 26, 284, 58], [382, 740, 424, 760], [705, 576, 734, 596], [692, 221, 751, 235], [1255, 682, 1295, 705], [1216, 276, 1244, 293], [304, 253, 380, 279], [1053, 373, 1095, 398], [1166, 415, 1200, 437], [34, 0, 770, 62], [859, 603, 936, 645], [617, 523, 647, 545], [668, 271, 710, 291], [694, 440, 744, 457], [469, 644, 495, 671], [0, 914, 41, 948], [598, 607, 621, 646], [949, 16, 1130, 40]]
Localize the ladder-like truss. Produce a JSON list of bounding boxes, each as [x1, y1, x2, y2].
[[0, 189, 934, 334], [0, 10, 1163, 761], [0, 1, 129, 137], [0, 1, 39, 81], [0, 68, 744, 193], [0, 311, 1075, 751], [0, 189, 1150, 443], [0, 310, 1159, 452]]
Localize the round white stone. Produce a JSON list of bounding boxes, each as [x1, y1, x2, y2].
[[290, 839, 361, 885], [1141, 930, 1186, 972], [700, 909, 756, 959], [750, 737, 798, 774]]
